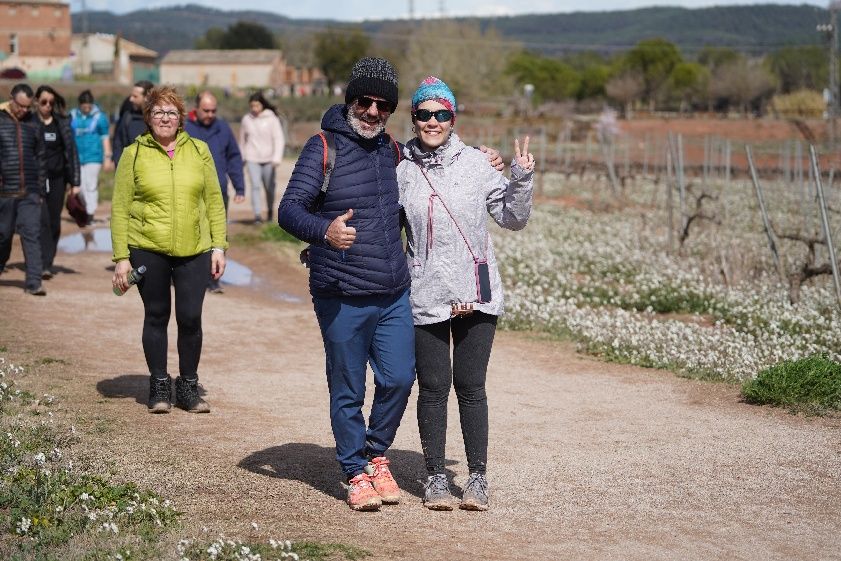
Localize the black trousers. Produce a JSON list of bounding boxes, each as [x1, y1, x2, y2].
[[415, 312, 497, 475], [0, 193, 43, 289], [40, 175, 67, 270], [129, 248, 210, 381]]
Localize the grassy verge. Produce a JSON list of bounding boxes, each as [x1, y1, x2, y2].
[[741, 355, 841, 415], [0, 355, 367, 561], [228, 223, 305, 249]]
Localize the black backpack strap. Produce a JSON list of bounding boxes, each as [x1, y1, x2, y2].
[[319, 130, 336, 194]]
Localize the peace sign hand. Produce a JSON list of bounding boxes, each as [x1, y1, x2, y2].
[[514, 136, 535, 172]]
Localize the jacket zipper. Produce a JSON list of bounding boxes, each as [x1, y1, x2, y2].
[[16, 119, 24, 196], [170, 156, 176, 253]]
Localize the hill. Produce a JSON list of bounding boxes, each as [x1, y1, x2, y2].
[[72, 3, 830, 58]]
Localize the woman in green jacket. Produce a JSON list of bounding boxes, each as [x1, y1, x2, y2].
[[111, 86, 228, 414]]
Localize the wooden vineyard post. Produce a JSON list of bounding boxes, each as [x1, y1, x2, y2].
[[746, 146, 787, 286], [666, 147, 675, 253], [810, 145, 841, 308]]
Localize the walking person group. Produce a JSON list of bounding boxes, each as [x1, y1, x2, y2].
[[0, 57, 534, 515]]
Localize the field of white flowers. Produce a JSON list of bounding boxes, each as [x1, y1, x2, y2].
[[496, 170, 841, 380]]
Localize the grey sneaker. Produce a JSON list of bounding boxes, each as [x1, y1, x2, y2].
[[148, 376, 171, 414], [423, 473, 456, 511], [460, 473, 489, 511], [175, 376, 210, 413], [24, 285, 47, 296]]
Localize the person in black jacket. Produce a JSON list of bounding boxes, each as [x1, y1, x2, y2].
[[34, 85, 81, 278], [0, 83, 47, 295], [112, 80, 153, 165]]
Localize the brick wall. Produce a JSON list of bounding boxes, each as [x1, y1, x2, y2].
[[0, 2, 71, 58]]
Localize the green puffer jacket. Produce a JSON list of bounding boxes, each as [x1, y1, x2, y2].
[[111, 130, 228, 262]]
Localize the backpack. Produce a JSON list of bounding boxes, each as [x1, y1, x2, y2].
[[299, 130, 403, 267], [316, 130, 402, 196]]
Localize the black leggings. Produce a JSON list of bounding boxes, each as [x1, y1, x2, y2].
[[129, 248, 210, 380], [40, 175, 66, 270], [415, 312, 497, 475]]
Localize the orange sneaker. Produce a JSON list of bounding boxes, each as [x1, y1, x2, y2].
[[345, 473, 382, 511], [366, 456, 401, 504]]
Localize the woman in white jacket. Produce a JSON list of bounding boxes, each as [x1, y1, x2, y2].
[[240, 92, 285, 224], [397, 77, 534, 512]]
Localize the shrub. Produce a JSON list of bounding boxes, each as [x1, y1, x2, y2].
[[741, 354, 841, 414]]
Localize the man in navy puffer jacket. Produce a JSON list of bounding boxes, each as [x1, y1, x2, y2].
[[278, 57, 413, 511], [0, 83, 47, 295]]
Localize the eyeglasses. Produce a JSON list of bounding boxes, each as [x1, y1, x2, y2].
[[151, 109, 180, 121], [39, 99, 54, 107], [356, 96, 395, 114], [413, 109, 453, 123]]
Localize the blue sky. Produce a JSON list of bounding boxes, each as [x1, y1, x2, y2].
[[69, 0, 829, 19]]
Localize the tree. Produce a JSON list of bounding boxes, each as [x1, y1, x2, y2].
[[505, 51, 580, 103], [712, 58, 775, 115], [605, 72, 645, 118], [697, 46, 740, 70], [194, 21, 277, 50], [668, 62, 708, 113], [622, 38, 682, 111], [766, 46, 827, 93], [402, 21, 517, 103], [314, 29, 371, 91], [194, 27, 225, 49]]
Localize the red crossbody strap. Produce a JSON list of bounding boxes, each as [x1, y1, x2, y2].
[[414, 160, 482, 262]]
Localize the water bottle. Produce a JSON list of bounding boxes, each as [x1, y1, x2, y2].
[[113, 265, 147, 296]]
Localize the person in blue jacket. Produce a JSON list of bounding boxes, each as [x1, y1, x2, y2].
[[278, 57, 414, 512], [70, 90, 112, 226], [184, 90, 245, 294]]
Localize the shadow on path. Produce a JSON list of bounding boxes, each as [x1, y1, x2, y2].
[[97, 373, 208, 405], [239, 443, 459, 500]]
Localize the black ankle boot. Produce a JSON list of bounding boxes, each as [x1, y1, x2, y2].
[[148, 375, 172, 414], [175, 376, 210, 413]]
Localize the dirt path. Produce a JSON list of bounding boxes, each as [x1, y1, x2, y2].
[[1, 183, 840, 560]]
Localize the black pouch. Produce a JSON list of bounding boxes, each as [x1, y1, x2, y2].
[[475, 260, 491, 303]]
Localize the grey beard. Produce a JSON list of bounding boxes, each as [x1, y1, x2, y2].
[[347, 111, 384, 139]]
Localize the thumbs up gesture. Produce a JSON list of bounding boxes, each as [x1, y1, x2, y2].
[[325, 208, 356, 250]]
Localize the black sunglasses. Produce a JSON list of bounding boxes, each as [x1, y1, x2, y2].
[[356, 96, 395, 113], [413, 109, 453, 123]]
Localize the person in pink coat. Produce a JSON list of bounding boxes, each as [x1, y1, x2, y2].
[[240, 92, 285, 224]]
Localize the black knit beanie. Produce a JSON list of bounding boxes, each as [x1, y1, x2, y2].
[[345, 57, 399, 109]]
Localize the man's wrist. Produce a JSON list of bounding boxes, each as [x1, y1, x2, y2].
[[211, 247, 225, 254]]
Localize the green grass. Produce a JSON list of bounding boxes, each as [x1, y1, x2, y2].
[[742, 355, 841, 414], [229, 223, 304, 249], [260, 223, 303, 244], [295, 541, 371, 560], [38, 358, 67, 366], [98, 170, 115, 203]]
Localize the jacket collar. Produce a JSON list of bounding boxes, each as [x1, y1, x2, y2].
[[405, 132, 465, 168]]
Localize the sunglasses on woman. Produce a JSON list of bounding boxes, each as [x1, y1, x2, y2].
[[413, 109, 454, 123], [356, 96, 396, 114]]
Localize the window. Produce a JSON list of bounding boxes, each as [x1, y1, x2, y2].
[[10, 33, 18, 55]]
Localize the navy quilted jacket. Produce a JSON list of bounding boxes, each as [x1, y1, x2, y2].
[[278, 104, 410, 298], [0, 108, 46, 198]]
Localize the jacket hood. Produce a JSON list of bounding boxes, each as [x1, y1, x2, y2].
[[404, 132, 466, 167]]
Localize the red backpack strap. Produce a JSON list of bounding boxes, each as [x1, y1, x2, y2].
[[318, 131, 336, 194], [388, 134, 402, 164], [318, 132, 328, 175]]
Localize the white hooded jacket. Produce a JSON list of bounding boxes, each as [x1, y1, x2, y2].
[[239, 108, 284, 164], [397, 133, 533, 325]]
